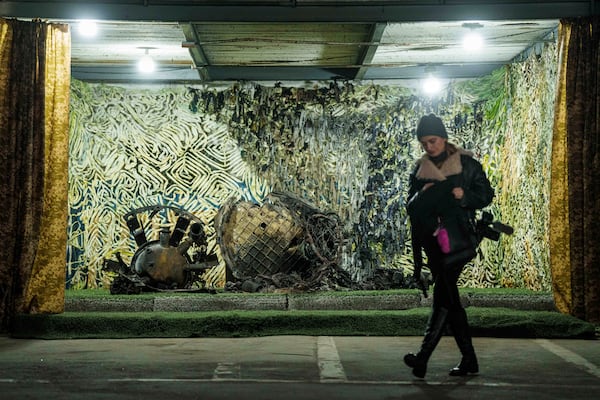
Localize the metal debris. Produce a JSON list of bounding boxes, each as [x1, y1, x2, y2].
[[105, 205, 220, 294]]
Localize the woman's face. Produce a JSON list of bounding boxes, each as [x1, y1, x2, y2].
[[419, 135, 447, 158]]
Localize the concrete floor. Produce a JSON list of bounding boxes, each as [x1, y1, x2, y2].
[[1, 335, 598, 399]]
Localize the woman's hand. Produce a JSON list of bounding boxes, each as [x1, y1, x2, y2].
[[452, 187, 464, 200]]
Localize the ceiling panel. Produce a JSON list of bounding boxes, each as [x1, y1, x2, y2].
[[373, 20, 558, 65], [71, 21, 191, 66], [68, 19, 560, 83], [188, 23, 372, 67]]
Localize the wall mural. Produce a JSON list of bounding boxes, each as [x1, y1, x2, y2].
[[67, 41, 555, 290], [495, 44, 557, 290], [68, 82, 270, 288]]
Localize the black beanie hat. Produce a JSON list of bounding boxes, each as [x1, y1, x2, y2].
[[416, 113, 448, 139]]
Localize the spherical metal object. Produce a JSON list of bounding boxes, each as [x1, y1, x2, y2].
[[133, 240, 189, 287]]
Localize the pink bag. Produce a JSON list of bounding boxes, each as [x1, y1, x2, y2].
[[435, 225, 451, 254], [433, 217, 478, 266]]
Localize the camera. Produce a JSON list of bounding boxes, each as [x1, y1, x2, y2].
[[476, 211, 514, 241]]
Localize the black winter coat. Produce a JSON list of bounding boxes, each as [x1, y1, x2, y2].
[[407, 146, 494, 268]]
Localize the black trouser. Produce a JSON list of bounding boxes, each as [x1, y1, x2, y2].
[[423, 238, 466, 311], [431, 262, 464, 311], [420, 238, 476, 357]]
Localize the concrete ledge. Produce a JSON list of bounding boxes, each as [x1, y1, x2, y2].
[[464, 294, 556, 311], [153, 295, 288, 311], [288, 293, 421, 310], [64, 292, 556, 312], [65, 298, 154, 312]]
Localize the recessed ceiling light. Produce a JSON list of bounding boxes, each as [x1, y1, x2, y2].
[[138, 55, 155, 73], [77, 20, 98, 37], [463, 32, 484, 51], [422, 75, 442, 95], [137, 48, 156, 73]]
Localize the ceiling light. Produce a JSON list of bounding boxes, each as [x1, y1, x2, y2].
[[461, 22, 485, 51], [422, 75, 442, 96], [137, 48, 155, 73], [463, 32, 484, 51], [77, 20, 98, 37]]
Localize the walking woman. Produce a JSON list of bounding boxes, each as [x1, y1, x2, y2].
[[404, 113, 494, 378]]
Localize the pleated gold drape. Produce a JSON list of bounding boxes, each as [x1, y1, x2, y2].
[[0, 18, 70, 331], [550, 17, 600, 323]]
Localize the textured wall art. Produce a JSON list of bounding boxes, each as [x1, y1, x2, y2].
[[68, 42, 556, 291], [68, 82, 270, 288], [493, 42, 557, 291]]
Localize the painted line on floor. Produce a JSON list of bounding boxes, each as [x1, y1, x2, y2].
[[317, 336, 347, 382], [536, 339, 600, 378], [212, 362, 241, 380]]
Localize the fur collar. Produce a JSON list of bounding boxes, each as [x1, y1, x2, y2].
[[415, 143, 473, 181]]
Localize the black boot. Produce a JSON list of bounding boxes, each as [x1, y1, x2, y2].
[[404, 307, 448, 378], [447, 308, 479, 376]]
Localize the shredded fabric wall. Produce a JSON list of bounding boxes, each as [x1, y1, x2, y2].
[[68, 45, 556, 290], [495, 42, 557, 291]]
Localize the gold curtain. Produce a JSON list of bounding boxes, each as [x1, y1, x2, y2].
[[551, 17, 600, 323], [0, 18, 70, 330]]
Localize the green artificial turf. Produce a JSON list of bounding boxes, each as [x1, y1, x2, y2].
[[11, 307, 596, 340], [13, 288, 592, 340]]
